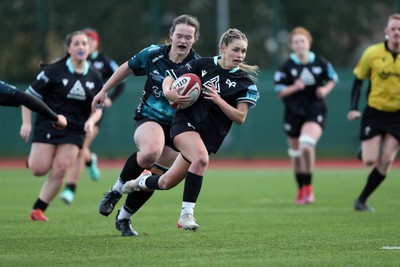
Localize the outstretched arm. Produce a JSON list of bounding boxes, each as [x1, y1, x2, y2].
[[92, 61, 132, 112], [18, 90, 67, 130], [107, 82, 125, 102], [16, 90, 59, 121], [0, 80, 62, 123]]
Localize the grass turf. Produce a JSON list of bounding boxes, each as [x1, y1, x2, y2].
[[0, 167, 399, 267]]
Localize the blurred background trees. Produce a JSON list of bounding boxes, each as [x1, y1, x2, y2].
[[0, 0, 397, 82], [1, 0, 400, 158]]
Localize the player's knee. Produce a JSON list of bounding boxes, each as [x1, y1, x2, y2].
[[190, 155, 209, 173], [158, 175, 182, 190], [27, 159, 50, 176], [363, 158, 375, 166], [379, 154, 394, 171], [160, 179, 177, 190], [140, 148, 162, 167], [30, 166, 49, 177], [362, 154, 377, 166], [53, 160, 72, 176]]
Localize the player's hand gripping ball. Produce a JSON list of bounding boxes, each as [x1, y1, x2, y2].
[[169, 73, 202, 109]]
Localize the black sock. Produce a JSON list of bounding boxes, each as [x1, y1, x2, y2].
[[65, 183, 76, 193], [183, 172, 203, 203], [295, 173, 305, 189], [303, 173, 312, 186], [358, 167, 386, 203], [119, 152, 144, 183], [145, 174, 162, 190], [85, 159, 92, 167], [124, 190, 155, 214], [33, 198, 48, 211]]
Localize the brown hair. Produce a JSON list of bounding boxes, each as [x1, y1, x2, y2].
[[169, 14, 200, 42], [219, 28, 259, 80], [289, 27, 313, 44], [40, 31, 87, 68]]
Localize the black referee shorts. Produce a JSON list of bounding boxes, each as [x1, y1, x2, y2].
[[360, 106, 400, 142]]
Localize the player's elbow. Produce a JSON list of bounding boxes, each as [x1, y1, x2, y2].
[[234, 114, 247, 125]]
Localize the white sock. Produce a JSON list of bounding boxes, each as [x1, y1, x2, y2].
[[181, 202, 195, 216], [112, 178, 124, 194], [118, 206, 133, 220], [138, 175, 149, 189]]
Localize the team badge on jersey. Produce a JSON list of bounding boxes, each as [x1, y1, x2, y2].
[[299, 68, 315, 86], [67, 80, 86, 100]]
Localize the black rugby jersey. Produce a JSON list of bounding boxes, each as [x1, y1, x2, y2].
[[128, 44, 200, 124], [27, 58, 103, 133], [167, 56, 259, 152], [274, 52, 338, 116]]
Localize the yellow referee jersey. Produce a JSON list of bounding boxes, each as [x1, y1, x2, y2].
[[354, 42, 400, 112]]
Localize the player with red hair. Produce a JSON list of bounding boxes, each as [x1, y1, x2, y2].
[[274, 26, 338, 205]]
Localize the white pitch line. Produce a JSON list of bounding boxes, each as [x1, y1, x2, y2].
[[381, 246, 400, 250]]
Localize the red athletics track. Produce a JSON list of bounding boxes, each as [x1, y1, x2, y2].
[[0, 158, 398, 169]]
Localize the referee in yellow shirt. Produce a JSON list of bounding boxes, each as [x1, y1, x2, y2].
[[348, 13, 400, 212]]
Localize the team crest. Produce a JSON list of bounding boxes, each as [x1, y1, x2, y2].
[[67, 80, 86, 100], [299, 68, 315, 86], [226, 79, 236, 88]]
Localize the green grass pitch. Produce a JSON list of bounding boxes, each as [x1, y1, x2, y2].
[[0, 167, 399, 267]]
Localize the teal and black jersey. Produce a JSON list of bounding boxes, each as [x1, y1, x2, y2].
[[128, 44, 200, 125]]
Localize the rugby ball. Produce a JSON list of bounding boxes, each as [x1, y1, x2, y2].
[[169, 73, 202, 110]]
